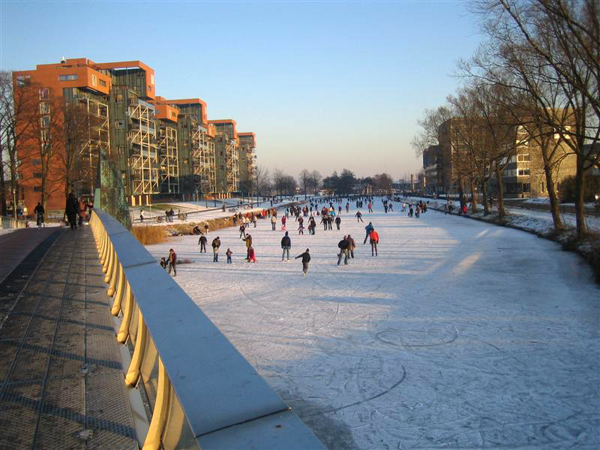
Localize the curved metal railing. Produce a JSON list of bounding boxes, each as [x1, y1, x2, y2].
[[90, 209, 324, 450]]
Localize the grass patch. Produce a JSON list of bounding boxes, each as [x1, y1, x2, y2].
[[132, 226, 168, 245]]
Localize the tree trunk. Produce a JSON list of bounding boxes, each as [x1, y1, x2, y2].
[[574, 154, 588, 238], [495, 165, 506, 219], [458, 177, 465, 211], [0, 155, 6, 217], [470, 177, 478, 212], [482, 178, 490, 215], [543, 163, 564, 231]]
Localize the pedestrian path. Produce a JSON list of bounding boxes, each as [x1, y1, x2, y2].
[[0, 227, 139, 449], [0, 227, 59, 284]]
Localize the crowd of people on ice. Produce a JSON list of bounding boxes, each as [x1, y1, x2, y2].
[[158, 194, 441, 276]]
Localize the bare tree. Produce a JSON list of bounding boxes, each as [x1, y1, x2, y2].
[[58, 101, 95, 199], [0, 71, 38, 217], [471, 0, 600, 236], [254, 165, 271, 198], [20, 86, 64, 213]]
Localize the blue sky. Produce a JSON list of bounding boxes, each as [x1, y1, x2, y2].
[[1, 0, 482, 180]]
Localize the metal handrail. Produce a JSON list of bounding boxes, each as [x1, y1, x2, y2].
[[90, 209, 324, 450]]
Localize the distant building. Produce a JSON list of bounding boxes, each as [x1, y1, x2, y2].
[[12, 58, 256, 211]]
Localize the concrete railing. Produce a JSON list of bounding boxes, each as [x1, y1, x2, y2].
[[90, 209, 324, 450]]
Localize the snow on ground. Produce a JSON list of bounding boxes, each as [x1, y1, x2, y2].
[[132, 199, 298, 226], [146, 201, 600, 449]]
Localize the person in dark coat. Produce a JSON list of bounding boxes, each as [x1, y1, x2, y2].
[[295, 248, 311, 275], [212, 237, 221, 262], [168, 249, 177, 276], [281, 231, 291, 261], [33, 202, 45, 228], [337, 236, 350, 266], [65, 192, 79, 230], [198, 233, 207, 253]]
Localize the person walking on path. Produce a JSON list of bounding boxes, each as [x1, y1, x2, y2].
[[242, 234, 253, 260], [198, 233, 207, 253], [168, 249, 177, 276], [34, 202, 45, 228], [363, 222, 374, 244], [295, 248, 311, 275], [335, 215, 341, 230], [271, 215, 277, 231], [369, 229, 379, 256], [65, 192, 79, 230], [204, 223, 209, 235], [281, 232, 291, 261], [337, 236, 350, 266], [347, 234, 356, 259], [248, 246, 257, 263], [355, 211, 364, 223], [212, 236, 221, 262], [226, 248, 233, 264], [140, 210, 144, 223]]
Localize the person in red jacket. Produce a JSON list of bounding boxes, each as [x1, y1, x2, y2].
[[168, 248, 177, 276], [369, 229, 379, 256], [248, 246, 257, 263]]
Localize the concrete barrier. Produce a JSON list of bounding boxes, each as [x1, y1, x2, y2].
[[90, 209, 324, 450]]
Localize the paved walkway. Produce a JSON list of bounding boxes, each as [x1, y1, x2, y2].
[[0, 226, 139, 449], [0, 228, 60, 284]]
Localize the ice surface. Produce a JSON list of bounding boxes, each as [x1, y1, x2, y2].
[[146, 200, 600, 449]]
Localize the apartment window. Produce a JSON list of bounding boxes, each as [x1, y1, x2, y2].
[[522, 183, 531, 193], [58, 74, 78, 81], [33, 172, 42, 178], [39, 88, 49, 100], [518, 169, 530, 176], [91, 75, 97, 87], [34, 186, 42, 192], [170, 110, 177, 118], [39, 102, 50, 114], [540, 181, 546, 193], [31, 159, 41, 165], [40, 129, 49, 142], [16, 75, 30, 86], [40, 116, 50, 128], [99, 79, 107, 87], [517, 154, 530, 162]]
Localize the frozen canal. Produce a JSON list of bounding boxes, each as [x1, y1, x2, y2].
[[147, 202, 600, 449]]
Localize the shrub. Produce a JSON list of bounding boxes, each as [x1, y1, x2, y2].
[[560, 174, 600, 203], [132, 226, 167, 245]]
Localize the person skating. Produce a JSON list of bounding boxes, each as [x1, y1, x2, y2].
[[65, 192, 79, 230], [226, 248, 233, 264], [295, 248, 311, 275], [212, 236, 221, 262], [355, 210, 364, 223], [239, 223, 246, 239], [248, 246, 256, 263], [271, 214, 277, 231], [198, 233, 207, 253], [281, 215, 287, 231], [33, 202, 45, 228], [168, 249, 177, 276], [347, 234, 356, 258], [369, 229, 379, 256], [281, 231, 291, 261], [242, 234, 253, 260], [363, 222, 374, 244], [337, 236, 350, 265], [368, 202, 373, 213], [335, 215, 341, 230]]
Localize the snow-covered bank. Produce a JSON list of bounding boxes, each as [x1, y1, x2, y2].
[[146, 202, 599, 449]]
